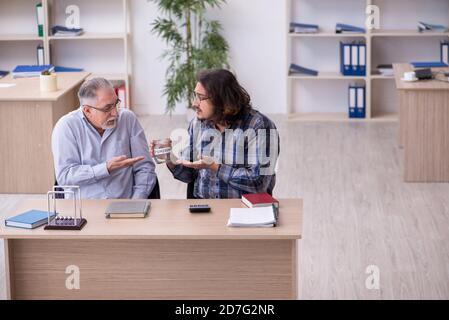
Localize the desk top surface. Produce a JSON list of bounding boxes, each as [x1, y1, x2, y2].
[[0, 72, 90, 101], [393, 63, 449, 90], [0, 199, 303, 240]]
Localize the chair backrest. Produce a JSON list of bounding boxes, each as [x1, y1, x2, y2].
[[55, 177, 161, 200], [148, 177, 161, 199]]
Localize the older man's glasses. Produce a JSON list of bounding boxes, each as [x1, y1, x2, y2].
[[85, 99, 122, 113], [191, 92, 210, 103]]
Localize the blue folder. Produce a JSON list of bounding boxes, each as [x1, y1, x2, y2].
[[289, 63, 318, 76], [411, 61, 448, 68], [5, 210, 55, 229], [336, 23, 365, 34]]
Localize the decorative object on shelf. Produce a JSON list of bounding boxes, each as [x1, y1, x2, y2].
[[289, 63, 318, 76], [65, 5, 81, 29], [40, 71, 58, 92], [150, 0, 230, 114], [289, 22, 319, 34]]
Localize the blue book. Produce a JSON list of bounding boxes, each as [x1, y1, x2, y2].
[[12, 64, 55, 78], [411, 61, 448, 68], [54, 66, 84, 72], [289, 63, 318, 76], [418, 21, 448, 32], [336, 23, 365, 34], [5, 210, 55, 229], [0, 70, 8, 79]]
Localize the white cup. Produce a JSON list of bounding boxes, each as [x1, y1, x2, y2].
[[403, 71, 416, 81], [39, 73, 58, 92]]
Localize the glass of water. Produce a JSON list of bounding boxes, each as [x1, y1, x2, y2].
[[153, 138, 172, 164]]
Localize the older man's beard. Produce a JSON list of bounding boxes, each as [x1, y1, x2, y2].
[[101, 117, 117, 130]]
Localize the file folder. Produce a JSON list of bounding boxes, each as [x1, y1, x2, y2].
[[441, 41, 449, 65], [348, 85, 365, 118], [356, 87, 366, 118], [348, 86, 357, 118], [358, 43, 366, 76], [289, 63, 318, 76], [340, 42, 352, 76], [36, 3, 44, 37], [37, 45, 44, 66], [351, 44, 358, 74], [411, 61, 448, 68]]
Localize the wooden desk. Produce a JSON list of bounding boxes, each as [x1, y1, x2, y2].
[[393, 64, 449, 182], [0, 199, 303, 300], [0, 72, 90, 193]]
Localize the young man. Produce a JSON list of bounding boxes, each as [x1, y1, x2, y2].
[[151, 69, 280, 199], [52, 77, 157, 199]]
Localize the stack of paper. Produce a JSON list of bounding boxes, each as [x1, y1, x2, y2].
[[418, 21, 448, 33], [227, 206, 278, 228], [51, 25, 84, 37], [377, 64, 393, 76], [105, 201, 150, 219]]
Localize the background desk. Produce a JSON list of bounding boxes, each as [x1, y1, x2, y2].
[[0, 199, 303, 300], [393, 64, 449, 182], [0, 72, 90, 193]]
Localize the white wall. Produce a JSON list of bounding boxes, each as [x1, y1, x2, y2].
[[130, 0, 287, 115]]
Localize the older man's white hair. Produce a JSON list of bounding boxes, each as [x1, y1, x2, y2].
[[78, 77, 114, 106]]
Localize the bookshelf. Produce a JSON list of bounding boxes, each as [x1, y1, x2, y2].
[[286, 0, 449, 122], [0, 0, 131, 107]]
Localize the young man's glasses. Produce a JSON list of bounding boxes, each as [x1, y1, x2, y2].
[[85, 99, 122, 113], [191, 92, 210, 103]]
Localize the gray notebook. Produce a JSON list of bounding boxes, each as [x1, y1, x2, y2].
[[105, 201, 150, 218]]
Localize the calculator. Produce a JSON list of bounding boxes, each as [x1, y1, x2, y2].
[[189, 204, 211, 213]]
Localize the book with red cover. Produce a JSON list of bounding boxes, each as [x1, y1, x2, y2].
[[241, 193, 279, 208]]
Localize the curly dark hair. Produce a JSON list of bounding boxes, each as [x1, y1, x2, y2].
[[197, 69, 252, 125]]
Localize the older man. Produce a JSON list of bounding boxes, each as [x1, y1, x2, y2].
[[52, 77, 156, 199]]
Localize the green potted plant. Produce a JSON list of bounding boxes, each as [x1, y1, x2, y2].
[[150, 0, 230, 115]]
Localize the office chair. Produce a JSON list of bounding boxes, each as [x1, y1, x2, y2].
[[54, 177, 161, 200]]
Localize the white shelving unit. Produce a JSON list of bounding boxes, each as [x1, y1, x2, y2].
[[286, 0, 449, 122], [0, 0, 132, 108]]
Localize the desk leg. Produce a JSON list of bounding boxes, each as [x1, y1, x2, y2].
[[3, 239, 14, 300]]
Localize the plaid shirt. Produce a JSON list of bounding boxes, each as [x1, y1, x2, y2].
[[169, 109, 279, 199]]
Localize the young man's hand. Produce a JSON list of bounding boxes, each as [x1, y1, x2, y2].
[[176, 156, 219, 172]]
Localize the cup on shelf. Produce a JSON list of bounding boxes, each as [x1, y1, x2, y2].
[[39, 72, 58, 92], [402, 71, 417, 81]]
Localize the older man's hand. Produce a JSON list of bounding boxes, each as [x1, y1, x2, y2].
[[107, 155, 144, 173]]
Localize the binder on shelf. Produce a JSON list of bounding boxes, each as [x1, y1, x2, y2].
[[54, 66, 84, 72], [37, 44, 44, 66], [441, 41, 449, 65], [36, 3, 44, 37], [289, 63, 318, 76], [348, 84, 365, 119], [340, 42, 366, 76]]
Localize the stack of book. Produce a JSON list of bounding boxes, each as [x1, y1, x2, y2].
[[12, 64, 54, 79], [336, 23, 365, 34], [242, 193, 279, 208], [417, 21, 448, 33], [289, 63, 318, 76], [289, 22, 319, 34], [0, 70, 8, 79], [105, 201, 150, 219], [51, 25, 84, 37], [376, 64, 394, 76], [227, 206, 278, 228]]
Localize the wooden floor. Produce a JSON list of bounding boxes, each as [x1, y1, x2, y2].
[[1, 114, 449, 299]]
